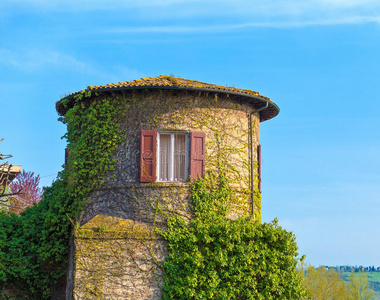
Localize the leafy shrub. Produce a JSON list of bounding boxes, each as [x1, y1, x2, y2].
[[0, 93, 124, 298], [159, 174, 308, 300]]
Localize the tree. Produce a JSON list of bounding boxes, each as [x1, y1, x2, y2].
[[299, 263, 347, 300], [347, 270, 374, 300], [8, 170, 42, 214]]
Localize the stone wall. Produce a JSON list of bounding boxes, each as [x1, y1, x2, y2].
[[73, 215, 165, 299], [69, 90, 261, 299], [79, 90, 260, 225]]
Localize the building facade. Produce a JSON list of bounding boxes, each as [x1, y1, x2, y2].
[[56, 75, 279, 299]]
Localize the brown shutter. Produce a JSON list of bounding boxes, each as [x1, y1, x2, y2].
[[190, 132, 205, 182], [257, 144, 261, 193], [140, 130, 157, 182], [65, 148, 69, 166]]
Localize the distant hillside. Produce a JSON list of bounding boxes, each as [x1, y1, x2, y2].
[[325, 265, 380, 273], [340, 271, 380, 300], [317, 266, 380, 299]]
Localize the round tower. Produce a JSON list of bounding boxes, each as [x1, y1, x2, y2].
[[57, 75, 279, 299]]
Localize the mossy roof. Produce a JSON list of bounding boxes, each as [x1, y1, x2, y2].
[[57, 75, 279, 121]]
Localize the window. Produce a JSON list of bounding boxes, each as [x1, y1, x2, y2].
[[158, 132, 187, 182], [140, 130, 205, 183]]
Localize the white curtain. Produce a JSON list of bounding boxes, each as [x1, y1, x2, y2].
[[159, 134, 170, 181]]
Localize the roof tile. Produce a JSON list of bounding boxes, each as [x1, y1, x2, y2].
[[57, 75, 279, 121]]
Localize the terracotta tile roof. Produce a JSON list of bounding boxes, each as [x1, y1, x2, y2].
[[57, 75, 279, 121]]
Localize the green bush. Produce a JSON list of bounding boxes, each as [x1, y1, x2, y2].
[[1, 91, 307, 299], [0, 92, 124, 298], [159, 174, 308, 300]]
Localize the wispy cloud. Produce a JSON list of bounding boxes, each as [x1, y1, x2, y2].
[[1, 0, 380, 33], [0, 48, 87, 72], [0, 0, 379, 33], [2, 0, 380, 19], [0, 48, 143, 85], [102, 15, 380, 35]]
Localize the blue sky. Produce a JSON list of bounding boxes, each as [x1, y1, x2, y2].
[[1, 0, 379, 267]]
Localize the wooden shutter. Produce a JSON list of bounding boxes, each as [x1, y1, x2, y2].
[[140, 130, 157, 182], [257, 144, 261, 193], [190, 132, 205, 182], [65, 148, 69, 166]]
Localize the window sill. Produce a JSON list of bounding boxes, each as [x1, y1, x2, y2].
[[152, 181, 190, 187], [93, 181, 190, 191]]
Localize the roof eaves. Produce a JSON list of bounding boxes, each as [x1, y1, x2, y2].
[[57, 78, 279, 121]]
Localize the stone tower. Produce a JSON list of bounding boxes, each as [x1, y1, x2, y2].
[[56, 75, 279, 299]]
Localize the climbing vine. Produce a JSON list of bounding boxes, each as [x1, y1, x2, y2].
[[1, 84, 303, 299], [0, 92, 125, 299], [158, 172, 308, 300]]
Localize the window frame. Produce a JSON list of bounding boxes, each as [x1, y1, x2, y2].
[[157, 131, 189, 183], [140, 130, 205, 183]]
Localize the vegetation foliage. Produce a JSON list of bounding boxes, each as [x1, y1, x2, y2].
[[0, 92, 124, 298], [1, 90, 307, 299], [347, 271, 374, 300], [299, 263, 347, 300], [7, 170, 42, 214], [299, 264, 375, 300], [159, 173, 308, 300]]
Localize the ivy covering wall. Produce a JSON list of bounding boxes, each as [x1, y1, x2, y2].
[[0, 89, 307, 299], [159, 173, 308, 299], [0, 92, 124, 298]]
